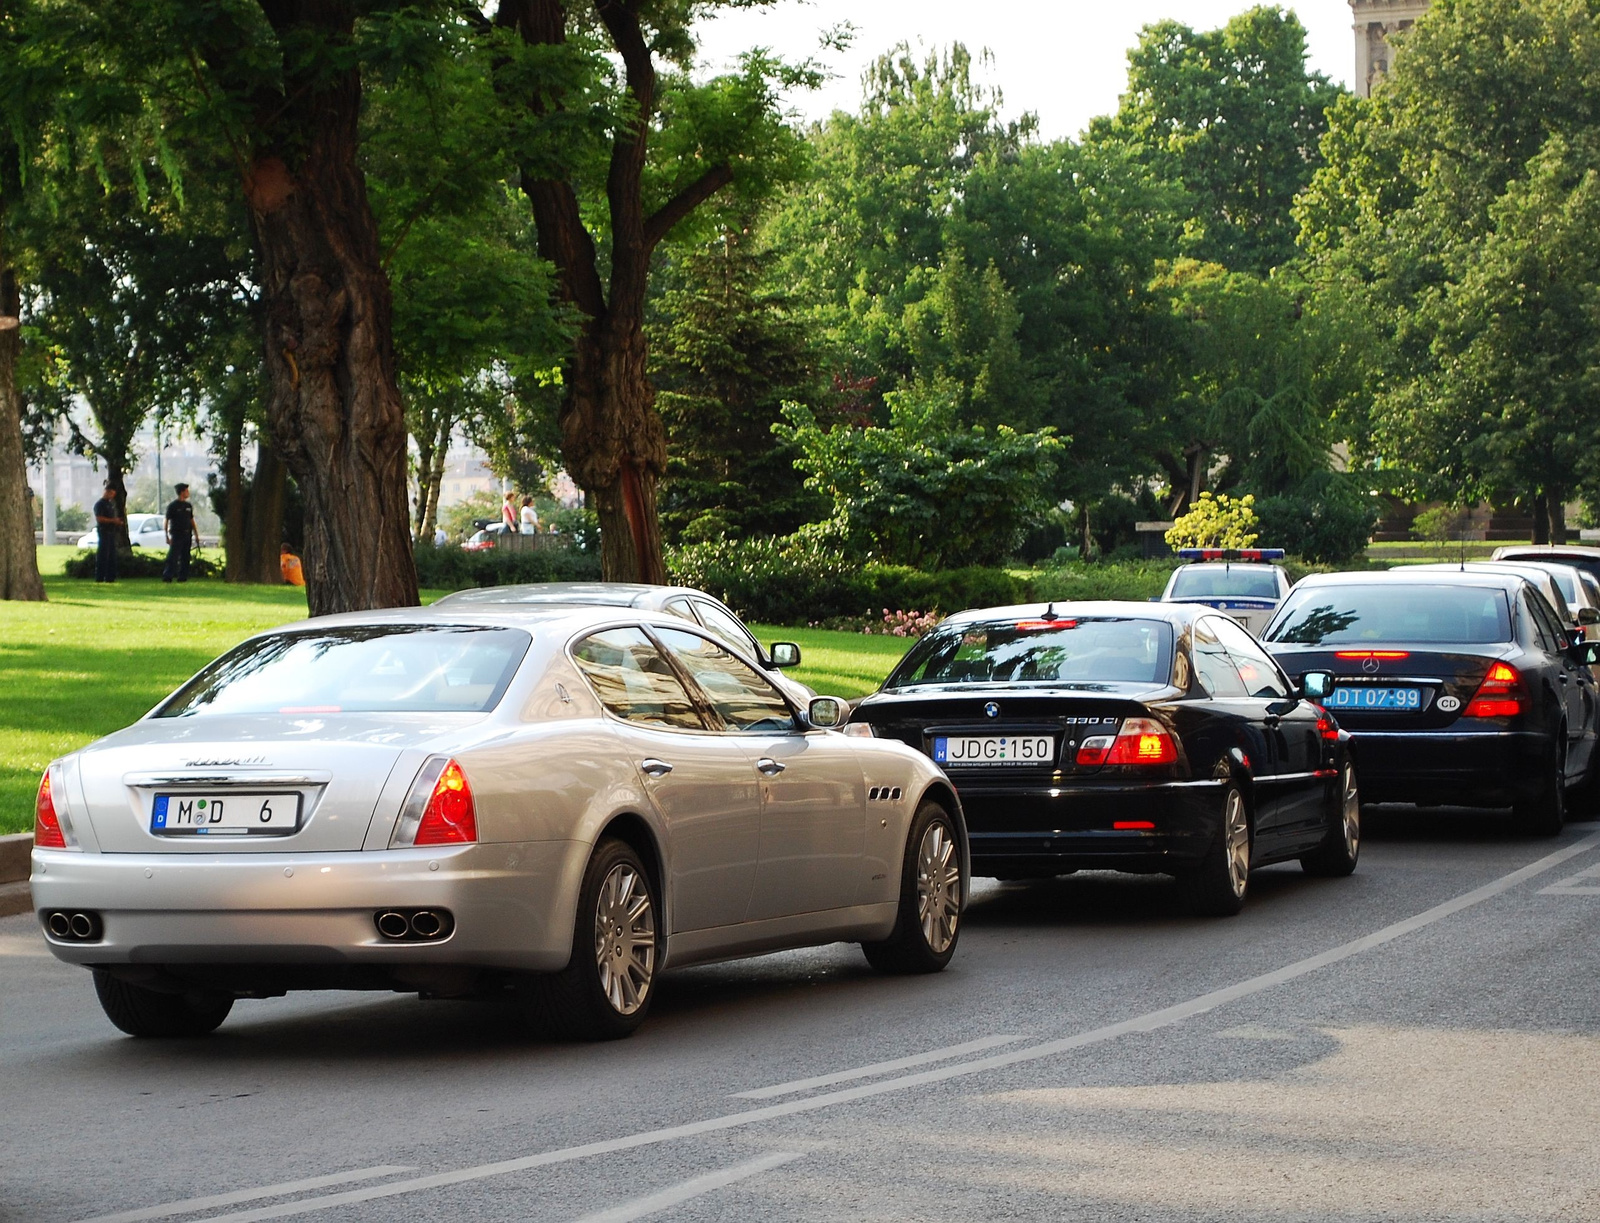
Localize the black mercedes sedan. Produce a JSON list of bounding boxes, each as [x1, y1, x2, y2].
[[845, 602, 1358, 915], [1260, 570, 1600, 834]]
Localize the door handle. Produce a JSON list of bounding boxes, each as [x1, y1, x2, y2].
[[1559, 673, 1570, 684], [1264, 714, 1282, 728], [640, 758, 674, 777], [755, 757, 786, 776]]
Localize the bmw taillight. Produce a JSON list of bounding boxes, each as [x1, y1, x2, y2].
[[34, 769, 66, 849], [1464, 662, 1524, 719], [392, 758, 477, 847], [1077, 717, 1180, 767]]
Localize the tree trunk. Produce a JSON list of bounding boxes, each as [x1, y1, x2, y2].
[[1532, 491, 1551, 545], [0, 258, 45, 601], [421, 437, 447, 541], [1078, 501, 1093, 560], [243, 440, 287, 584], [228, 1, 417, 616], [223, 415, 246, 582], [1550, 487, 1568, 546]]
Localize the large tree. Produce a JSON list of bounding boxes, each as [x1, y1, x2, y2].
[[493, 1, 811, 582]]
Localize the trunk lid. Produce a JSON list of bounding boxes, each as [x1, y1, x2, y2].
[[1267, 645, 1515, 730], [73, 714, 477, 853]]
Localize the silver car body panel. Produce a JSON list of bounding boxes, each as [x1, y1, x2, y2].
[[32, 604, 958, 981]]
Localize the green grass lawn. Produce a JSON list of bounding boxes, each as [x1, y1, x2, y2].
[[0, 566, 911, 836]]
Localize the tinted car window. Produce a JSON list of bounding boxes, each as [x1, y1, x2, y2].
[[1210, 616, 1291, 698], [1191, 621, 1248, 698], [572, 628, 704, 730], [656, 629, 794, 732], [157, 626, 530, 717], [1527, 590, 1569, 651], [1267, 585, 1512, 646], [890, 617, 1174, 687], [692, 600, 759, 656], [1169, 567, 1280, 599], [664, 597, 697, 622]]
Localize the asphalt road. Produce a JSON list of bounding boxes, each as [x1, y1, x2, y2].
[[5, 808, 1600, 1223]]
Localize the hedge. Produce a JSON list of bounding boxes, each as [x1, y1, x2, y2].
[[64, 549, 223, 580], [413, 543, 601, 591]]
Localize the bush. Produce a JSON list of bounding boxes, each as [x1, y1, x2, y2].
[[1029, 559, 1180, 603], [1254, 475, 1379, 564], [1165, 492, 1259, 550], [64, 548, 223, 580], [667, 536, 1024, 624], [412, 542, 601, 591]]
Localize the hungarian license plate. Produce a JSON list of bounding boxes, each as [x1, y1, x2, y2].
[[151, 792, 302, 836], [1325, 686, 1423, 711], [933, 735, 1055, 766]]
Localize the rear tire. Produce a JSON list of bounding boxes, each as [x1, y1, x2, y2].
[[523, 837, 659, 1041], [93, 970, 233, 1038], [1301, 763, 1361, 878], [1514, 739, 1567, 838], [1177, 785, 1250, 916], [863, 800, 962, 974]]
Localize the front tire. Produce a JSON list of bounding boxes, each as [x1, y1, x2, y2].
[[1178, 785, 1250, 916], [1301, 763, 1361, 877], [863, 800, 963, 974], [524, 837, 659, 1040], [1514, 738, 1567, 838], [93, 970, 233, 1038]]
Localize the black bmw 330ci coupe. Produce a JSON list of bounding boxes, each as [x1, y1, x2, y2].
[[845, 602, 1359, 915], [1261, 569, 1600, 835]]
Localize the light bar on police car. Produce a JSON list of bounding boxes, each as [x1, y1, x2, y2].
[[1176, 548, 1285, 562]]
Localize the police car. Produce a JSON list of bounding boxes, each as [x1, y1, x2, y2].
[[1158, 548, 1291, 636]]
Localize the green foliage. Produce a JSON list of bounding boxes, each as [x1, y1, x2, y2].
[[666, 535, 1023, 625], [63, 549, 222, 580], [409, 543, 600, 591], [1165, 492, 1260, 550], [1409, 504, 1473, 545], [1029, 559, 1180, 604], [1253, 474, 1378, 564], [1096, 6, 1344, 275], [775, 385, 1064, 569]]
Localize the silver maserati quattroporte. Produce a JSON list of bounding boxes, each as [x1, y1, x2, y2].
[[30, 605, 967, 1039]]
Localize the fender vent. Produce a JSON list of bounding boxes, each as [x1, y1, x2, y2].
[[867, 786, 903, 802]]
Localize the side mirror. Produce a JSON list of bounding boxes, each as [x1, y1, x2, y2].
[[1300, 670, 1334, 701], [769, 642, 802, 669], [808, 696, 846, 728], [1579, 608, 1600, 626], [1569, 640, 1600, 667]]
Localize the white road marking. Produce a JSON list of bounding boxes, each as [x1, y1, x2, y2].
[[570, 1151, 802, 1223], [1538, 861, 1600, 894], [75, 1166, 417, 1223], [190, 833, 1600, 1223], [732, 1035, 1023, 1099]]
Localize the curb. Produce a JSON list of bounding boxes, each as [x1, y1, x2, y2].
[[0, 834, 32, 917], [0, 881, 30, 918]]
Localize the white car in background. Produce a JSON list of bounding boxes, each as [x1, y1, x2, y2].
[[1159, 548, 1292, 636], [76, 513, 166, 549]]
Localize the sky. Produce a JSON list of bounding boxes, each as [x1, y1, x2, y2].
[[694, 1, 1359, 141]]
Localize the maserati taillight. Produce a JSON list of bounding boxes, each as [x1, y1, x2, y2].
[[392, 758, 477, 847], [34, 770, 66, 849], [1464, 662, 1524, 719]]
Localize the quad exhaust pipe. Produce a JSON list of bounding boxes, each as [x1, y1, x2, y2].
[[374, 908, 453, 942], [44, 911, 102, 942]]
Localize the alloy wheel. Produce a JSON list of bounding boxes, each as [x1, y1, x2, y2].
[[592, 864, 656, 1016], [1341, 766, 1361, 860], [1224, 789, 1250, 898], [916, 821, 962, 954]]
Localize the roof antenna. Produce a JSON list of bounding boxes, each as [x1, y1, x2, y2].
[[1042, 602, 1058, 621]]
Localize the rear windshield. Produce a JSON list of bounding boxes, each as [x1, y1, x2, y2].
[[888, 617, 1173, 687], [156, 625, 531, 717], [1168, 567, 1279, 599], [1266, 585, 1512, 646]]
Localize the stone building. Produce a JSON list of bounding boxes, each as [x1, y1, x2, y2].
[[1350, 0, 1431, 97]]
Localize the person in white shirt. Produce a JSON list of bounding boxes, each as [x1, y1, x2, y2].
[[519, 497, 540, 533]]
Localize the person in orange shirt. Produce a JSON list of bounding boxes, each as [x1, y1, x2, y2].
[[280, 543, 305, 587]]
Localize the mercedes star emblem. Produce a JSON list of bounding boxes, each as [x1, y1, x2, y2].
[[1362, 656, 1381, 674], [984, 702, 1000, 719]]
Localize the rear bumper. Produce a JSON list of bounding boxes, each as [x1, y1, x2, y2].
[[29, 840, 590, 977], [1346, 728, 1548, 806], [959, 779, 1228, 876]]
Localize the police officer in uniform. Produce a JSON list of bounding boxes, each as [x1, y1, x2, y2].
[[162, 483, 200, 583], [92, 481, 123, 583]]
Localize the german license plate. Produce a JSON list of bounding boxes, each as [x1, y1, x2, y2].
[[933, 735, 1055, 766], [1324, 686, 1422, 711], [151, 792, 302, 836]]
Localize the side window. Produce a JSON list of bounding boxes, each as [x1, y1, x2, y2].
[[655, 628, 796, 732], [1191, 620, 1248, 698], [692, 600, 759, 657], [571, 628, 705, 730], [1210, 616, 1291, 699], [663, 598, 697, 623], [1529, 590, 1568, 651], [1523, 592, 1554, 652]]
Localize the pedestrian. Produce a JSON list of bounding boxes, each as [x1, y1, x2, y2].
[[92, 481, 123, 584], [519, 496, 539, 534], [433, 523, 448, 548], [162, 483, 200, 583], [280, 543, 305, 587], [501, 491, 519, 533]]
